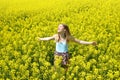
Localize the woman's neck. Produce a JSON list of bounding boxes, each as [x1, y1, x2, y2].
[[58, 32, 66, 40]]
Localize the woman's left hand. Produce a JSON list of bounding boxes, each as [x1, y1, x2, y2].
[[92, 41, 97, 46]]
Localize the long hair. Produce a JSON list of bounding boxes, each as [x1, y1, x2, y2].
[[57, 24, 71, 42]]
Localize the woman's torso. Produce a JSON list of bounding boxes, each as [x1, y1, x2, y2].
[[55, 35, 68, 53], [56, 40, 68, 53]]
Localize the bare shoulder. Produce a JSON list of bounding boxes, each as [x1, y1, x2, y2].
[[52, 34, 58, 39], [53, 34, 58, 37], [68, 35, 75, 41]]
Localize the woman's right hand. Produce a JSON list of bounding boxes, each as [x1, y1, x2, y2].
[[35, 37, 41, 41]]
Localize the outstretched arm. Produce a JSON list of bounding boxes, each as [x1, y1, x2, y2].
[[74, 38, 96, 45], [70, 36, 97, 46], [36, 34, 56, 41]]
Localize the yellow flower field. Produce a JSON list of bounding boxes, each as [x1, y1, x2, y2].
[[0, 0, 120, 79]]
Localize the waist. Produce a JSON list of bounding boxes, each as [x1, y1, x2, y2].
[[54, 51, 68, 54]]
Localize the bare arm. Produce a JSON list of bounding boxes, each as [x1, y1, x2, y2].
[[36, 34, 56, 41], [69, 36, 97, 46]]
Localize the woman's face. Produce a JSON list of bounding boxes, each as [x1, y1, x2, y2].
[[58, 24, 65, 33]]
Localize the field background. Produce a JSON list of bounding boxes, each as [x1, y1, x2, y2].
[[0, 0, 120, 80]]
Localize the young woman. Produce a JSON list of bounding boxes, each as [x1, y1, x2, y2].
[[36, 24, 97, 67]]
